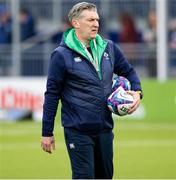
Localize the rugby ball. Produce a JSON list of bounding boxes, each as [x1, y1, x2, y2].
[[112, 76, 131, 92], [107, 86, 133, 116]]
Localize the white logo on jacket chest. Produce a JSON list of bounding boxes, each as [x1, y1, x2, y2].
[[74, 57, 82, 62], [69, 143, 75, 149]]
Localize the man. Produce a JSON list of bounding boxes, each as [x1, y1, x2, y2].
[[41, 2, 142, 179]]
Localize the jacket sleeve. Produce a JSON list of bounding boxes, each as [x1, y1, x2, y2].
[[113, 43, 142, 92], [42, 50, 66, 136]]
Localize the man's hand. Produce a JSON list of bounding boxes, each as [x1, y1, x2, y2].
[[41, 136, 55, 154], [127, 91, 141, 114]]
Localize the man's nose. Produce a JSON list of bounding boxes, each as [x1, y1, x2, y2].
[[94, 20, 99, 27]]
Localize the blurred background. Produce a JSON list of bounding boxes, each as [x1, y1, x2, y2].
[[0, 0, 176, 179]]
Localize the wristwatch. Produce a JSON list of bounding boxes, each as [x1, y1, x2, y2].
[[136, 91, 143, 99]]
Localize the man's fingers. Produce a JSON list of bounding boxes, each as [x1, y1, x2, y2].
[[125, 90, 141, 114], [128, 104, 138, 114], [128, 99, 140, 114], [41, 142, 52, 153], [50, 137, 55, 151], [126, 90, 134, 95], [41, 136, 55, 154], [51, 141, 55, 150]]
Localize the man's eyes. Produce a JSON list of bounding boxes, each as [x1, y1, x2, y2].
[[88, 19, 99, 22]]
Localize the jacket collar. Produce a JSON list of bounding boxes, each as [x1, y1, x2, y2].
[[61, 28, 108, 62]]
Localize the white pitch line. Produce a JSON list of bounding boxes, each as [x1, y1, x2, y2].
[[0, 128, 64, 136], [0, 142, 66, 150], [116, 124, 176, 130], [118, 139, 176, 147], [1, 124, 176, 136], [1, 140, 176, 150]]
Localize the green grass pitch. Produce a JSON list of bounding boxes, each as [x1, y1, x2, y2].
[[1, 79, 176, 178], [1, 120, 176, 179]]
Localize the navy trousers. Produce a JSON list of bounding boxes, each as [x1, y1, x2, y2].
[[64, 128, 114, 179]]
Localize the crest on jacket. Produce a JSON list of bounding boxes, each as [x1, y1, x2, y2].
[[104, 52, 109, 60]]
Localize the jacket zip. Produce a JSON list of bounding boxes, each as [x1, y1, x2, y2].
[[74, 51, 107, 129], [59, 43, 112, 131]]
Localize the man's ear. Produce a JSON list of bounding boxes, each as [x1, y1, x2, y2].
[[72, 19, 79, 28]]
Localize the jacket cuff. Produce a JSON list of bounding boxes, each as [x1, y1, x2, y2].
[[42, 132, 53, 137]]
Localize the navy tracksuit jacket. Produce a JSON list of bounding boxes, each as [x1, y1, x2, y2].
[[42, 39, 142, 136]]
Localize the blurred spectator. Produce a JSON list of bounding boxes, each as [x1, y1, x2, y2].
[[118, 12, 142, 43], [107, 13, 142, 44], [107, 28, 119, 44], [0, 5, 12, 75], [169, 21, 176, 66], [143, 10, 157, 77], [0, 5, 12, 44], [143, 10, 156, 43], [169, 21, 176, 49], [115, 13, 143, 65], [169, 29, 176, 49], [19, 8, 36, 41], [51, 19, 71, 45]]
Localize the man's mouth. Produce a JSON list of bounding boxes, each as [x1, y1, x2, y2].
[[92, 29, 98, 33]]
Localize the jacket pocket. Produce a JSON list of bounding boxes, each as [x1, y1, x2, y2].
[[72, 104, 102, 133]]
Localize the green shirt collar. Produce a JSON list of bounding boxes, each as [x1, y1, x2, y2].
[[64, 28, 108, 79]]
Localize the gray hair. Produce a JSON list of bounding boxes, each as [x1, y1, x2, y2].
[[68, 2, 97, 22]]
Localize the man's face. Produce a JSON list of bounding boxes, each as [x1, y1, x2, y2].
[[73, 9, 99, 41]]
